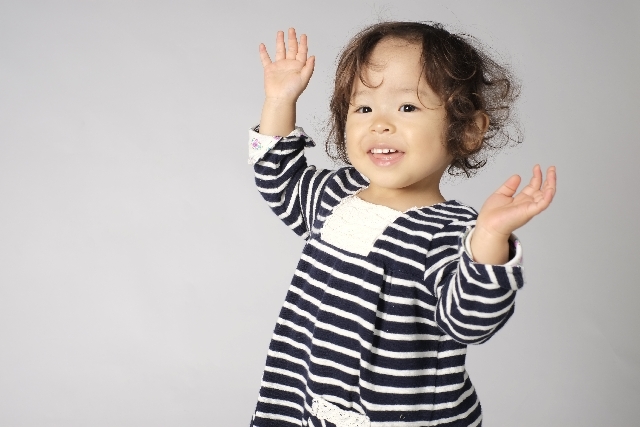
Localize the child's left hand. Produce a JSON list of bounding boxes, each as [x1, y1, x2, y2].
[[476, 164, 557, 240]]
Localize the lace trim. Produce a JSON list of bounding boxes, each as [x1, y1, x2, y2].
[[311, 398, 370, 427], [321, 195, 401, 256]]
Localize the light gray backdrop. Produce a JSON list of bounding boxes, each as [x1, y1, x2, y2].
[[1, 1, 638, 426]]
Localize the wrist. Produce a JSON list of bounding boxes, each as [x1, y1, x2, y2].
[[264, 96, 297, 106], [469, 226, 510, 265], [473, 224, 510, 242], [259, 98, 297, 137]]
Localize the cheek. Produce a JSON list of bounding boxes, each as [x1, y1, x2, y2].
[[345, 139, 359, 164], [344, 119, 359, 154], [345, 116, 355, 139]]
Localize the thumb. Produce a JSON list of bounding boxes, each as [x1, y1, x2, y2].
[[301, 55, 315, 83], [495, 174, 521, 198]]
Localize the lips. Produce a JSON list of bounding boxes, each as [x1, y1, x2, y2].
[[368, 149, 404, 166]]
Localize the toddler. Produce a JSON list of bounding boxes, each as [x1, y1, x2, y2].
[[247, 22, 556, 427]]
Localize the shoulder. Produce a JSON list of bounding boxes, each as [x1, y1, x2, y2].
[[322, 166, 369, 201], [333, 166, 369, 188], [421, 200, 477, 225], [423, 201, 477, 243]]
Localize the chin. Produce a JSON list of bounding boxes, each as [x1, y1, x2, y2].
[[367, 176, 411, 190]]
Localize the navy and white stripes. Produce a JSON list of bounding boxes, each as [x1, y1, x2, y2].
[[249, 128, 524, 427]]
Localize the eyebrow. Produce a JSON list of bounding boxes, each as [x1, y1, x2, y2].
[[352, 87, 433, 99]]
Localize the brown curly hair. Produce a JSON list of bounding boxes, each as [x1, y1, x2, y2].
[[327, 21, 521, 177]]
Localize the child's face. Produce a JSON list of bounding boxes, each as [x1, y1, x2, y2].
[[345, 38, 451, 200]]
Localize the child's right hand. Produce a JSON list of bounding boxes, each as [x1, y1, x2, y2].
[[259, 28, 315, 103]]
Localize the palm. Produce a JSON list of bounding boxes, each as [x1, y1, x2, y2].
[[259, 28, 315, 102], [476, 165, 557, 237]]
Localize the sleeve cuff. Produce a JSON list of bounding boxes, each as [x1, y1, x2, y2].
[[463, 227, 523, 268], [248, 125, 311, 165]]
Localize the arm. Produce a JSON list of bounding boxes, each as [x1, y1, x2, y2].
[[429, 221, 523, 344], [250, 29, 332, 239], [430, 165, 557, 344]]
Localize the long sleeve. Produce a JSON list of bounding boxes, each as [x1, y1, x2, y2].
[[425, 219, 524, 345], [249, 126, 335, 240]]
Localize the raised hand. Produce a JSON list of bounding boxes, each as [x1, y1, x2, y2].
[[258, 28, 315, 137], [471, 165, 557, 264], [259, 28, 315, 103]]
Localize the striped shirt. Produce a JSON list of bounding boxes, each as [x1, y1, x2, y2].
[[248, 127, 524, 427]]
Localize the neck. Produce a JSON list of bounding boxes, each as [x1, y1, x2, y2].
[[357, 184, 446, 212]]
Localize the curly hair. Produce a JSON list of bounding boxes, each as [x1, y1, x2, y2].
[[327, 21, 521, 177]]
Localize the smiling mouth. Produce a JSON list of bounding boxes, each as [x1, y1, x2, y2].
[[370, 148, 400, 154], [368, 149, 404, 166]]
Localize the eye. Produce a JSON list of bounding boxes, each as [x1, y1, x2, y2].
[[400, 104, 417, 112], [355, 106, 372, 113]]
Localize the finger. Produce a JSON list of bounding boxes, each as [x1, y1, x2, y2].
[[495, 174, 521, 198], [286, 28, 298, 60], [542, 165, 557, 194], [543, 185, 556, 205], [275, 30, 286, 61], [528, 170, 557, 214], [530, 166, 556, 203], [540, 166, 557, 206], [300, 55, 315, 83], [297, 33, 308, 63], [527, 186, 555, 216], [521, 164, 543, 197], [259, 43, 272, 68]]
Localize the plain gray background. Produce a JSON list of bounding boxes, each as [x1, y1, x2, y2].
[[0, 1, 638, 426]]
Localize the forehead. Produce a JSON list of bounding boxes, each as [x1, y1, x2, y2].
[[360, 38, 422, 77], [352, 38, 438, 101], [370, 37, 422, 62]]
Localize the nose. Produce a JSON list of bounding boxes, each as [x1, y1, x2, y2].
[[370, 112, 395, 134]]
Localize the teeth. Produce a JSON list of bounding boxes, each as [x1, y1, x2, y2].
[[371, 148, 397, 154]]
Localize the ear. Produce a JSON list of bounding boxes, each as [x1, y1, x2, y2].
[[474, 111, 490, 134], [465, 111, 489, 151]]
